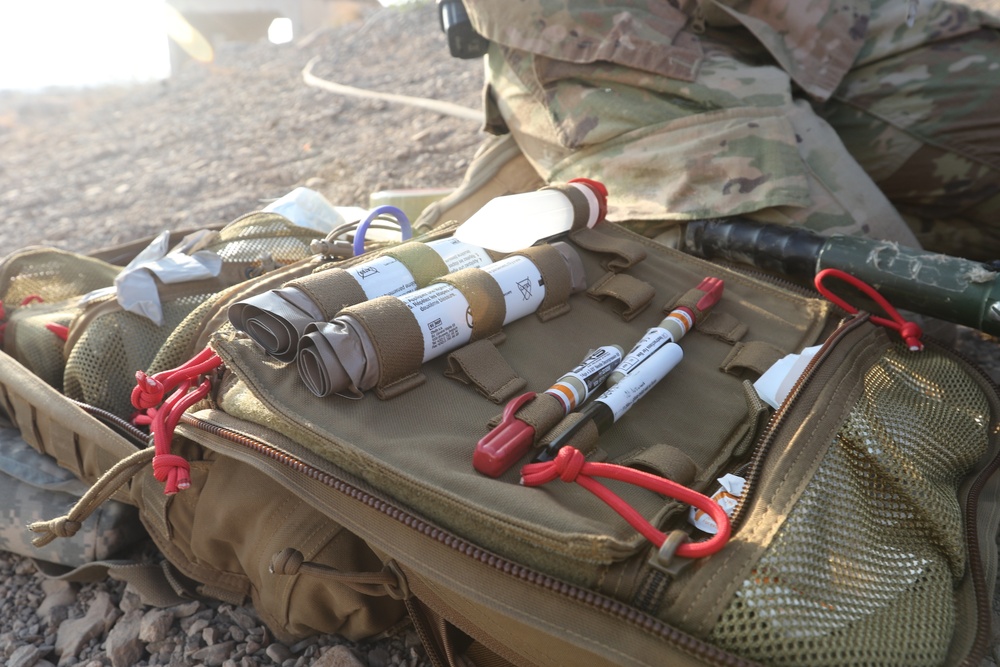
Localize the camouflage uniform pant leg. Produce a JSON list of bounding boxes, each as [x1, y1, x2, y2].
[[816, 1, 1000, 260], [484, 35, 921, 247]]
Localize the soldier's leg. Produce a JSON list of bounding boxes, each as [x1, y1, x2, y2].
[[484, 35, 920, 246], [817, 1, 1000, 260]]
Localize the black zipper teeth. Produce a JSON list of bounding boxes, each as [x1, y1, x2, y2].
[[728, 315, 867, 530], [180, 413, 754, 667], [70, 399, 150, 446], [960, 443, 1000, 667], [932, 337, 1000, 667]]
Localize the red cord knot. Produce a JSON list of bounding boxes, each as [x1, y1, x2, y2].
[[520, 446, 586, 486], [131, 371, 165, 410], [899, 321, 924, 352], [152, 453, 191, 495], [814, 268, 924, 351], [555, 446, 586, 482]]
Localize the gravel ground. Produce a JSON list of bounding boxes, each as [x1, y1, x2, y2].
[[0, 2, 999, 667]]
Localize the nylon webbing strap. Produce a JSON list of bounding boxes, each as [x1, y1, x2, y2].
[[487, 392, 565, 448], [616, 444, 698, 487], [569, 227, 648, 271], [33, 559, 190, 607], [512, 245, 572, 321], [692, 311, 748, 344], [289, 268, 368, 321], [341, 296, 426, 399], [720, 340, 787, 377], [383, 241, 450, 289], [542, 184, 590, 231], [587, 271, 655, 321], [434, 268, 506, 342], [445, 339, 526, 404]]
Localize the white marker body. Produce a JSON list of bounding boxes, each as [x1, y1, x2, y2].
[[597, 342, 683, 422]]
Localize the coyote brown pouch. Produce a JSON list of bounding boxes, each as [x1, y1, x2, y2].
[[5, 218, 999, 665], [147, 219, 977, 665]]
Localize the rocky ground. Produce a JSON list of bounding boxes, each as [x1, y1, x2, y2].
[[0, 4, 477, 666], [0, 1, 999, 667]]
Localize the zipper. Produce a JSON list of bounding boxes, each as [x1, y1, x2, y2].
[[178, 411, 758, 667], [721, 315, 1000, 666], [727, 313, 867, 530], [959, 438, 1000, 667], [944, 337, 1000, 667]]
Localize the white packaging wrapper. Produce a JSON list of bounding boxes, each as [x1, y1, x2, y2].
[[752, 344, 823, 409], [689, 473, 746, 535]]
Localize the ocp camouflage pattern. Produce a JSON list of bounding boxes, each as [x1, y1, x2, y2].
[[466, 0, 1000, 259]]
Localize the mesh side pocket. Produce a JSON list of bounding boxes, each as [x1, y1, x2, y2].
[[3, 301, 77, 391], [64, 293, 217, 419], [202, 212, 321, 266], [709, 346, 991, 666], [62, 213, 322, 419], [0, 249, 120, 307]]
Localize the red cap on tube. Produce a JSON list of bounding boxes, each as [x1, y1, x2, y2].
[[568, 178, 608, 224]]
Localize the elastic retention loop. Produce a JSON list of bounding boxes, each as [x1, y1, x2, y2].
[[813, 268, 924, 351], [520, 447, 730, 559], [131, 347, 224, 494]]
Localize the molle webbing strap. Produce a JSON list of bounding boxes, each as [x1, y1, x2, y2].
[[691, 311, 748, 344], [289, 268, 368, 321], [434, 268, 507, 342], [487, 391, 567, 447], [511, 245, 572, 321], [616, 444, 698, 488], [720, 340, 787, 378], [569, 227, 648, 272], [445, 339, 526, 404], [382, 241, 449, 289], [509, 392, 566, 439], [587, 271, 655, 322], [341, 296, 427, 399]]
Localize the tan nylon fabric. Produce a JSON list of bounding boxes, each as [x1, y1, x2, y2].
[[341, 295, 425, 395], [435, 268, 507, 342], [289, 268, 368, 321], [383, 241, 450, 289], [0, 249, 122, 392], [511, 245, 572, 321], [3, 302, 76, 391], [213, 223, 835, 587], [708, 344, 991, 666], [0, 248, 120, 307]]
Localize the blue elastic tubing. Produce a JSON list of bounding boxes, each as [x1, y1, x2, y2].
[[352, 205, 412, 257]]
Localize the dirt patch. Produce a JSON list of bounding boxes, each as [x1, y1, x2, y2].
[[0, 2, 482, 253]]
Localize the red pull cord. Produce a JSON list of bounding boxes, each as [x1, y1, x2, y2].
[[814, 268, 924, 351], [0, 295, 49, 344], [131, 347, 222, 495], [520, 447, 731, 559]]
